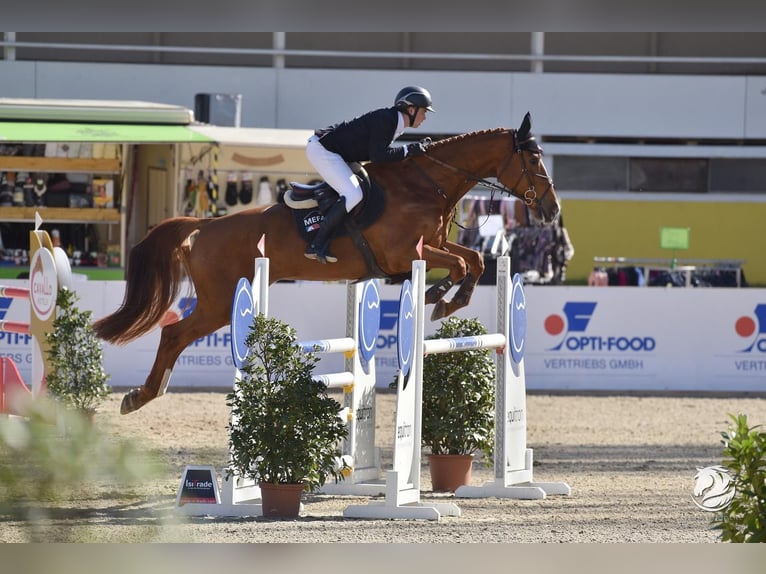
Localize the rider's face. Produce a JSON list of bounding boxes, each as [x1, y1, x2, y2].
[[409, 106, 428, 128]]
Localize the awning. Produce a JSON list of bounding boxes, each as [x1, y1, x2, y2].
[[0, 122, 214, 143], [187, 125, 313, 148], [0, 98, 195, 125]]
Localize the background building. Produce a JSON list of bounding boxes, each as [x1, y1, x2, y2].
[[1, 32, 765, 284]]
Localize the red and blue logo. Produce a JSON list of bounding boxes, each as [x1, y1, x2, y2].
[[544, 301, 655, 352], [735, 304, 766, 352]]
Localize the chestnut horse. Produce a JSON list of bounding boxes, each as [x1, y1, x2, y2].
[[94, 112, 560, 414]]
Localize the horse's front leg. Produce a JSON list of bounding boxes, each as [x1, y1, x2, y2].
[[440, 240, 485, 313]]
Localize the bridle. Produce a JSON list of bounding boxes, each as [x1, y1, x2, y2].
[[419, 130, 554, 209], [498, 133, 555, 208]]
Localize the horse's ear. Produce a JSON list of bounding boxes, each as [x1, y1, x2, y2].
[[519, 112, 532, 138]]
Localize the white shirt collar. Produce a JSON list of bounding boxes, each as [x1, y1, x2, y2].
[[393, 112, 406, 141]]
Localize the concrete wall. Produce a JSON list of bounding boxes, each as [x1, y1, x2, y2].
[[2, 61, 766, 139], [3, 60, 765, 286]]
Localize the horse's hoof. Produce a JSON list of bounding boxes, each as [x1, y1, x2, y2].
[[120, 389, 143, 415], [430, 300, 448, 321]]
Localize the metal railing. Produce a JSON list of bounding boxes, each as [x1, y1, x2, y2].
[[3, 34, 766, 72]]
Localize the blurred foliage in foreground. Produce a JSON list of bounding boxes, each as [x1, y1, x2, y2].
[[0, 395, 160, 541], [711, 414, 766, 543]]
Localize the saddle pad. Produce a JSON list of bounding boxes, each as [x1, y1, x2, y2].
[[290, 180, 386, 243]]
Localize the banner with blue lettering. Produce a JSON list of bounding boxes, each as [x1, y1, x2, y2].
[[2, 278, 764, 393]]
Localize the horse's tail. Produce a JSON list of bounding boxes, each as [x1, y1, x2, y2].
[[92, 217, 205, 344]]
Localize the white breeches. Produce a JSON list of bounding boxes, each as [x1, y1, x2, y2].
[[306, 135, 363, 211]]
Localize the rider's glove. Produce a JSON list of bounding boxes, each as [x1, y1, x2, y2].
[[406, 140, 429, 157]]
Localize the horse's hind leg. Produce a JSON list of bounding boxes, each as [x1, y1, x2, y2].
[[120, 311, 227, 414]]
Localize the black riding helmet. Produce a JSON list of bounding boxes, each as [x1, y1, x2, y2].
[[395, 85, 435, 125]]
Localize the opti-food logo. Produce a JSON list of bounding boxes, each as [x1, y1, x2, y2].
[[544, 301, 656, 352], [0, 296, 31, 346], [0, 297, 11, 321], [376, 299, 401, 350], [735, 304, 766, 353]]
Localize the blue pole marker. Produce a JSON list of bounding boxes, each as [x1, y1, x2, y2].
[[230, 277, 254, 369], [397, 279, 415, 378], [358, 279, 381, 363], [509, 273, 527, 364]]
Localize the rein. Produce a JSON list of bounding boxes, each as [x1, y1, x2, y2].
[[420, 132, 554, 209], [421, 153, 516, 202]]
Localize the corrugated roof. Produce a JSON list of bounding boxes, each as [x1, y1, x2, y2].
[[0, 98, 194, 125]]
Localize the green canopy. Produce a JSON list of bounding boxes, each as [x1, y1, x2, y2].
[[0, 122, 214, 143]]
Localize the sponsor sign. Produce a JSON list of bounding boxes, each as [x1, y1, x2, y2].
[[396, 280, 414, 378], [176, 466, 219, 506], [4, 279, 765, 393], [358, 280, 381, 364], [510, 273, 526, 363], [230, 277, 254, 369], [29, 248, 57, 321]]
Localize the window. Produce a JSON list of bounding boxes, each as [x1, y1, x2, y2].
[[551, 154, 766, 194], [629, 158, 708, 192], [710, 159, 766, 193], [553, 156, 628, 191]]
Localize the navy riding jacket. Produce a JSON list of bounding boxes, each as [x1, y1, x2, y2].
[[315, 107, 406, 163]]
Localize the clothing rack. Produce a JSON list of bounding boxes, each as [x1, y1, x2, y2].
[[592, 257, 746, 288]]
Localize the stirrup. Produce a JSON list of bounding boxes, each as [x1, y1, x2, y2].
[[305, 243, 337, 264]]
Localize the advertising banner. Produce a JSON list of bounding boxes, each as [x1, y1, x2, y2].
[[2, 278, 765, 393]]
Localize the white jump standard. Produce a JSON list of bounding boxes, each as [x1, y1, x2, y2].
[[455, 257, 571, 500], [344, 255, 570, 521]]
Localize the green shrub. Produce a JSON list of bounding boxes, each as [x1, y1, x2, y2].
[[710, 414, 766, 542], [226, 314, 348, 491], [420, 316, 495, 457], [45, 288, 110, 414]]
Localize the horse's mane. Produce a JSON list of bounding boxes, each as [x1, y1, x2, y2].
[[427, 127, 512, 150], [427, 126, 543, 154]]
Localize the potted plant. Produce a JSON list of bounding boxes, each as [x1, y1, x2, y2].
[[226, 313, 349, 518], [421, 316, 496, 491], [45, 287, 111, 419]]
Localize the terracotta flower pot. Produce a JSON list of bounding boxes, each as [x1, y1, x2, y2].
[[427, 454, 473, 492], [259, 482, 305, 518]]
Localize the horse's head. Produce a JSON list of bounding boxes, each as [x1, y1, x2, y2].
[[498, 112, 560, 224]]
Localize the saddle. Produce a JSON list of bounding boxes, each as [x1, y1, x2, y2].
[[281, 163, 388, 277], [283, 162, 368, 211]]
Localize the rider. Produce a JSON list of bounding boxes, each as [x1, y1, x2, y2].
[[304, 85, 435, 263]]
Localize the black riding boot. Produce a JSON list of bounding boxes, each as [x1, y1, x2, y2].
[[304, 197, 347, 263]]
